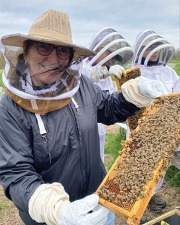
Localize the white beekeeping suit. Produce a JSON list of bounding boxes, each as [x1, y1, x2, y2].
[[132, 30, 179, 197], [125, 30, 179, 140], [173, 78, 180, 93], [133, 30, 179, 92], [82, 27, 134, 161]]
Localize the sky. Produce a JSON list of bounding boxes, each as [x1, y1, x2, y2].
[[0, 0, 179, 49]]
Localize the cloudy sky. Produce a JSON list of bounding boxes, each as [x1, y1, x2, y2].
[[0, 0, 179, 49]]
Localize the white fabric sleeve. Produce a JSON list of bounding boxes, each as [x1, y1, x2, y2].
[[28, 183, 69, 225], [173, 78, 180, 93]]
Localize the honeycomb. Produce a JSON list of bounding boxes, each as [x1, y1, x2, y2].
[[126, 108, 146, 131], [114, 66, 141, 91], [115, 66, 145, 131], [96, 94, 180, 225]]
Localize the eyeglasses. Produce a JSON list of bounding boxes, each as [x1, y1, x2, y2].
[[36, 42, 73, 60]]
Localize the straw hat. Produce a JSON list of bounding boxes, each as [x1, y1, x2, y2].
[[1, 9, 94, 58]]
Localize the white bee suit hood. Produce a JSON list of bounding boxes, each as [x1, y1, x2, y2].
[[133, 30, 175, 66], [0, 41, 85, 114], [87, 27, 134, 67], [0, 41, 83, 101]]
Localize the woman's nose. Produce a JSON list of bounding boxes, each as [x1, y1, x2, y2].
[[106, 58, 113, 66], [48, 49, 59, 63]]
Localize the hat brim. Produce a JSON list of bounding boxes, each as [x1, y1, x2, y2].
[[1, 33, 95, 57]]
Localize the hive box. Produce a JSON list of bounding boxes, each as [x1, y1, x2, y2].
[[144, 208, 180, 225]]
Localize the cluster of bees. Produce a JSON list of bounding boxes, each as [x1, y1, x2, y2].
[[115, 66, 143, 132], [97, 94, 180, 211], [127, 107, 146, 131]]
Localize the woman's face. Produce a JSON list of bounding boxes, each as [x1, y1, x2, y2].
[[25, 42, 72, 86], [143, 45, 159, 62], [94, 50, 113, 67]]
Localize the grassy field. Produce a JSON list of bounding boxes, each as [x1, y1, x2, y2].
[[104, 128, 126, 169], [168, 59, 180, 76]]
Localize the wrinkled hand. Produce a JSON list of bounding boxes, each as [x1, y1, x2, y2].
[[138, 77, 168, 99], [109, 65, 126, 79], [59, 194, 109, 225]]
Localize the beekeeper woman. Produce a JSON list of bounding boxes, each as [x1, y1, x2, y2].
[[82, 27, 133, 162], [0, 9, 167, 225]]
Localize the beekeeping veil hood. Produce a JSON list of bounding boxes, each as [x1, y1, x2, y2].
[[133, 30, 175, 66], [0, 9, 94, 115], [87, 27, 133, 66]]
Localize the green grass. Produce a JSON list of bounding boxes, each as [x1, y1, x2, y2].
[[168, 59, 180, 76], [0, 202, 8, 212], [165, 166, 180, 189], [104, 128, 126, 170]]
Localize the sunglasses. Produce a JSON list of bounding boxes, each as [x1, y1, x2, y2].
[[36, 42, 74, 60]]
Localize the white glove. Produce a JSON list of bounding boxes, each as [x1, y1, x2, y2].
[[90, 65, 109, 82], [121, 77, 168, 108], [138, 77, 168, 99], [29, 183, 109, 225], [109, 65, 126, 79], [59, 194, 109, 225]]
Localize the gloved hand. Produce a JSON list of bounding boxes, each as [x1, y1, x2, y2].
[[29, 183, 109, 225], [138, 77, 168, 99], [59, 194, 109, 225], [90, 65, 109, 82], [90, 65, 126, 83], [109, 65, 126, 79], [121, 77, 168, 108]]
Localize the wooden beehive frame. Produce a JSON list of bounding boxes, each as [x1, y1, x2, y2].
[[115, 66, 145, 132], [96, 94, 180, 225], [114, 66, 141, 91]]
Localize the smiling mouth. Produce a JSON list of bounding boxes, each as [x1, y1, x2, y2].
[[42, 65, 71, 79], [42, 64, 69, 72], [30, 65, 61, 77], [42, 64, 59, 70]]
